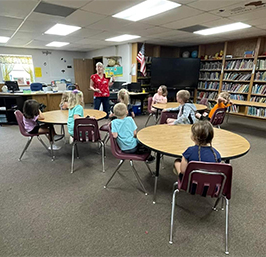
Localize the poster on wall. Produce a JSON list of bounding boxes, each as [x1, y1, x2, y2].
[[104, 67, 123, 78], [35, 67, 42, 77]]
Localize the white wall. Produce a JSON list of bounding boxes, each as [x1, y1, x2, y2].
[[86, 43, 132, 83], [0, 47, 86, 84]]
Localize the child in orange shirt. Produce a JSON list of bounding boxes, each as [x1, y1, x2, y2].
[[196, 92, 232, 120]]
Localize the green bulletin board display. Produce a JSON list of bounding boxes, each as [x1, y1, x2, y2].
[[104, 67, 123, 78]]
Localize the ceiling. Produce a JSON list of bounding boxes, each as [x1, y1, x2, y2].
[[0, 0, 266, 52]]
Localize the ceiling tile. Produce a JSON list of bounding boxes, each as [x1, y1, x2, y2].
[[229, 7, 266, 22], [81, 0, 142, 15], [0, 0, 39, 19], [87, 17, 132, 30], [69, 28, 104, 38], [163, 13, 220, 29], [19, 20, 56, 33], [89, 31, 122, 40], [27, 12, 65, 23], [63, 10, 107, 27], [0, 16, 23, 31], [0, 29, 14, 37], [43, 0, 92, 9], [247, 17, 266, 26], [201, 18, 236, 27], [142, 5, 203, 26]]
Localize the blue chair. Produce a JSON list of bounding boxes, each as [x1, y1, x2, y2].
[[30, 83, 43, 91]]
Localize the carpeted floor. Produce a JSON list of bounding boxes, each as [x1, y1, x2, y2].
[[0, 113, 265, 257]]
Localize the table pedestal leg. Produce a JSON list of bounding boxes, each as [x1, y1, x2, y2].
[[49, 126, 55, 161], [153, 152, 161, 204]]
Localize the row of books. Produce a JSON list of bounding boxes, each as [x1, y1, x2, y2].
[[248, 107, 266, 117], [230, 105, 239, 113], [222, 83, 249, 93], [200, 61, 222, 70], [225, 59, 253, 70], [198, 81, 219, 90], [251, 84, 266, 94], [255, 71, 266, 81], [224, 72, 251, 81], [229, 94, 246, 101], [198, 91, 218, 100], [256, 59, 266, 70], [250, 96, 266, 103], [199, 72, 220, 80]]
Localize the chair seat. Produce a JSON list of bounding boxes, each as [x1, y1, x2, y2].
[[116, 150, 150, 161], [100, 123, 109, 132]]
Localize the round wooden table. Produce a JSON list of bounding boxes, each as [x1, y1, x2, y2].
[[152, 102, 207, 112], [42, 109, 107, 124], [137, 124, 250, 203]]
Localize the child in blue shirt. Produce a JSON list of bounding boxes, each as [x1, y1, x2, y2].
[[111, 103, 154, 162], [67, 90, 84, 137], [173, 120, 221, 180]]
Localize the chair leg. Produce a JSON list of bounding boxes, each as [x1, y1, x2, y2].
[[18, 137, 33, 161], [71, 143, 75, 173], [75, 143, 79, 159], [172, 181, 178, 194], [100, 141, 105, 172], [224, 197, 229, 255], [145, 114, 152, 127], [144, 162, 153, 176], [213, 196, 225, 211], [169, 188, 179, 244], [102, 133, 110, 145], [104, 160, 125, 188], [130, 160, 148, 195], [37, 136, 50, 153]]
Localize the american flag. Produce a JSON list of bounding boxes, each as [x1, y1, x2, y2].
[[137, 44, 146, 77]]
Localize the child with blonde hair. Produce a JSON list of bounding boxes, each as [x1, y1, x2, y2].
[[151, 85, 168, 112], [59, 91, 70, 110], [196, 92, 232, 120], [110, 88, 135, 118], [67, 90, 84, 137], [173, 120, 221, 180], [164, 90, 196, 125], [111, 103, 154, 162]]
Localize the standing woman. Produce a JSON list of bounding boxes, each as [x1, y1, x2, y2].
[[90, 62, 114, 118]]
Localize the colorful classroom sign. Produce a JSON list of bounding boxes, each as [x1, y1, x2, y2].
[[104, 66, 123, 78], [34, 67, 42, 77]]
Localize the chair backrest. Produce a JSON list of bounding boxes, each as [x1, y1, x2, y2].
[[73, 118, 101, 142], [147, 96, 153, 114], [199, 97, 209, 107], [30, 83, 43, 91], [108, 123, 124, 159], [210, 107, 227, 126], [14, 110, 30, 137], [180, 161, 232, 200], [159, 111, 178, 124]]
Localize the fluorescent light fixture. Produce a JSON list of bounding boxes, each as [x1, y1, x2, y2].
[[113, 0, 181, 21], [105, 34, 141, 42], [194, 22, 251, 35], [46, 41, 69, 47], [0, 36, 10, 43], [45, 23, 81, 36]]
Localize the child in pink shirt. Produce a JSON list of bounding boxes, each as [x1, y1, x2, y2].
[[151, 85, 168, 112]]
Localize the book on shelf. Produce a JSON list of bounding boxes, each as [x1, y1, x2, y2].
[[231, 105, 239, 113], [225, 59, 253, 70], [198, 91, 217, 100], [255, 71, 266, 81], [199, 72, 220, 80], [252, 84, 266, 94], [222, 83, 249, 93], [200, 61, 222, 70], [257, 59, 266, 70], [250, 96, 266, 103], [198, 81, 219, 90], [230, 94, 246, 101], [224, 72, 251, 81], [248, 106, 266, 117]]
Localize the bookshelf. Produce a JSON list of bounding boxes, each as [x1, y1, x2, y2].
[[196, 37, 266, 119], [137, 57, 152, 92]]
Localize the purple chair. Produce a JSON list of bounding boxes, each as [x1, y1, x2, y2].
[[199, 97, 209, 107], [159, 111, 178, 124], [14, 110, 51, 160], [71, 118, 105, 173], [104, 124, 153, 195], [169, 161, 232, 254], [145, 97, 159, 127], [210, 107, 227, 128], [99, 123, 110, 145]]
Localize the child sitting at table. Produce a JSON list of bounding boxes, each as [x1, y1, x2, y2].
[[164, 90, 196, 125], [173, 120, 221, 180], [111, 103, 154, 162], [196, 92, 232, 121], [151, 85, 168, 112], [67, 90, 84, 139], [23, 99, 61, 149], [59, 91, 71, 110], [110, 88, 135, 118]]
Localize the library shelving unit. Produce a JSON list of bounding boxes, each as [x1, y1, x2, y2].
[[197, 37, 266, 119], [137, 56, 152, 92]]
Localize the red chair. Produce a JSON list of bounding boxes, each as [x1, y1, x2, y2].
[[169, 161, 232, 254], [71, 118, 105, 173], [145, 97, 159, 127], [14, 110, 51, 160], [159, 111, 177, 124], [99, 123, 110, 145], [199, 97, 209, 107], [210, 107, 227, 128], [104, 124, 153, 195]]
